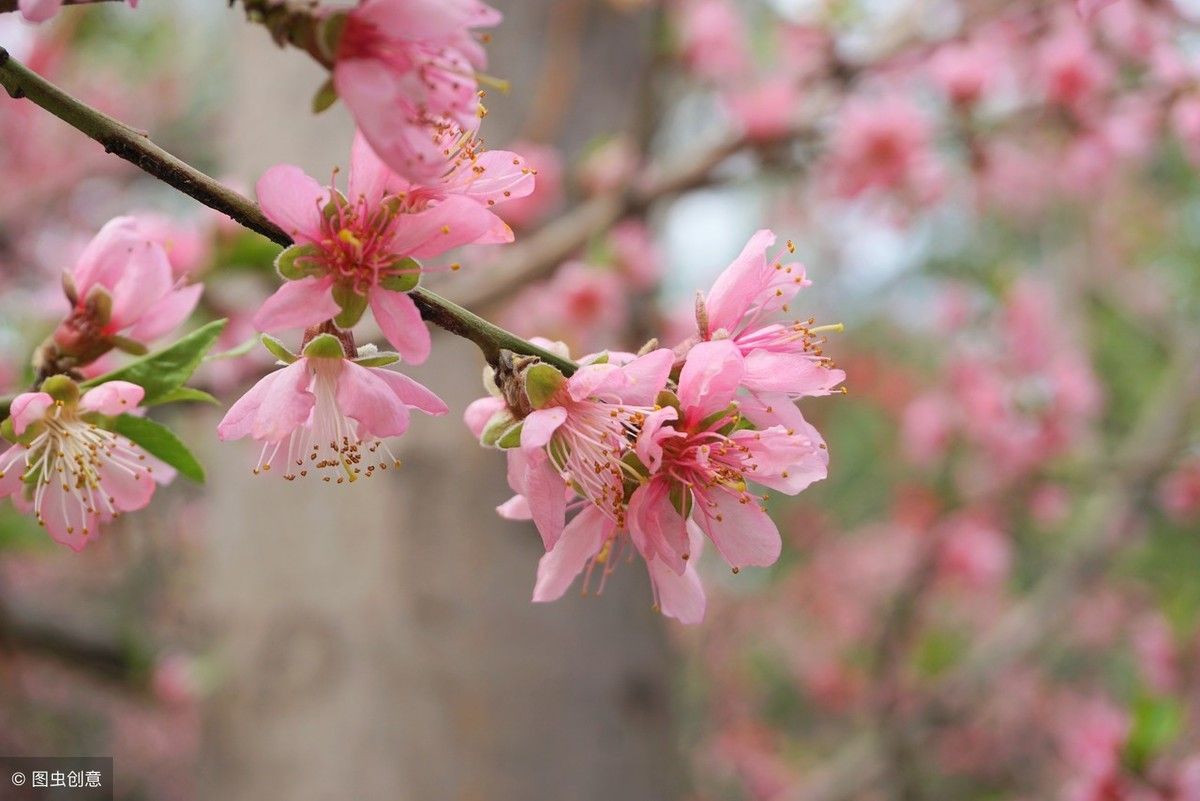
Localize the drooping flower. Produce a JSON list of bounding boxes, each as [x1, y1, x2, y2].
[[690, 230, 845, 427], [331, 0, 501, 182], [217, 330, 447, 481], [51, 216, 202, 366], [0, 377, 172, 551], [630, 339, 828, 574], [254, 132, 533, 362]]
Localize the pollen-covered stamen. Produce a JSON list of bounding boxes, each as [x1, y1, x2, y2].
[[252, 359, 401, 483], [18, 402, 151, 538]]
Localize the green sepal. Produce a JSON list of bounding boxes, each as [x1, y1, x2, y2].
[[143, 387, 220, 407], [588, 352, 610, 365], [352, 352, 401, 368], [275, 243, 323, 280], [1, 417, 17, 445], [321, 190, 350, 223], [699, 402, 739, 433], [260, 334, 299, 364], [332, 283, 368, 328], [655, 389, 682, 415], [479, 409, 517, 448], [669, 483, 693, 517], [1122, 695, 1183, 773], [312, 77, 338, 114], [548, 436, 570, 472], [40, 374, 81, 405], [524, 363, 567, 409], [495, 422, 524, 449], [81, 319, 227, 405], [110, 335, 149, 356], [112, 413, 206, 484], [378, 258, 422, 292], [316, 12, 347, 62], [302, 333, 347, 360]]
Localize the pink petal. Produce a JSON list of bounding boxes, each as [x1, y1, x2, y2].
[[124, 283, 203, 343], [627, 479, 688, 574], [0, 446, 29, 498], [217, 360, 313, 443], [79, 381, 145, 416], [100, 455, 158, 512], [107, 240, 173, 332], [703, 229, 777, 332], [646, 557, 706, 624], [507, 448, 566, 549], [444, 148, 536, 205], [497, 494, 532, 520], [635, 406, 680, 474], [37, 482, 100, 551], [732, 425, 828, 495], [348, 130, 400, 206], [72, 217, 141, 296], [19, 0, 63, 22], [464, 396, 506, 438], [740, 350, 844, 396], [695, 488, 781, 569], [388, 195, 499, 258], [9, 392, 52, 436], [677, 339, 744, 423], [520, 407, 567, 448], [532, 505, 610, 602], [372, 368, 448, 416], [255, 165, 328, 243], [252, 277, 338, 334], [369, 289, 431, 364], [613, 348, 674, 406], [335, 361, 412, 439], [566, 363, 621, 402]]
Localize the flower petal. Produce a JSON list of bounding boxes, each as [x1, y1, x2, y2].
[[532, 505, 610, 603], [520, 407, 567, 448], [372, 368, 448, 416], [9, 392, 52, 436], [464, 396, 506, 438], [335, 361, 412, 439], [79, 381, 146, 416], [217, 360, 313, 443], [369, 289, 431, 364], [647, 557, 706, 624], [694, 487, 781, 569], [677, 339, 744, 423], [255, 165, 328, 243], [252, 277, 339, 334]]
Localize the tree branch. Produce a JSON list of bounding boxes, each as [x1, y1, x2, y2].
[[0, 47, 576, 378]]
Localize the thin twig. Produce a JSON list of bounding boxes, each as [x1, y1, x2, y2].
[[0, 47, 577, 378]]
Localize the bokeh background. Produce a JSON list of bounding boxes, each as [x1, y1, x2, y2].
[[2, 1, 1200, 799]]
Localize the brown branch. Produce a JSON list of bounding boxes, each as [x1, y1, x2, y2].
[[0, 47, 577, 377]]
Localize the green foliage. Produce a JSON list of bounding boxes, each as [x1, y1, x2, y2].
[[112, 414, 206, 484], [81, 319, 227, 404]]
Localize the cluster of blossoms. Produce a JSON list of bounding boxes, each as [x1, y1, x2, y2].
[[467, 231, 843, 623]]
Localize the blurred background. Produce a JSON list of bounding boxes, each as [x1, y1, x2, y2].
[[2, 0, 1200, 799]]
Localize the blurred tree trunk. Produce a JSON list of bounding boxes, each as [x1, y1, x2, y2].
[[190, 5, 682, 800]]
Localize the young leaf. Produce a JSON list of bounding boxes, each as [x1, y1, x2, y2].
[[113, 414, 206, 483], [82, 319, 227, 404], [144, 387, 219, 407]]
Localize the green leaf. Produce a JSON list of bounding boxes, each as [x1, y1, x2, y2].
[[524, 363, 567, 409], [275, 243, 323, 280], [144, 387, 219, 407], [113, 414, 206, 483], [311, 77, 339, 114], [302, 333, 346, 359], [1123, 695, 1183, 772], [82, 320, 227, 405], [205, 336, 258, 362], [261, 334, 299, 364]]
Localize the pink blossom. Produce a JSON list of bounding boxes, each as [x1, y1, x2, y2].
[[675, 0, 749, 82], [1037, 26, 1113, 111], [928, 41, 997, 107], [691, 229, 845, 426], [332, 0, 501, 181], [217, 333, 447, 481], [937, 515, 1011, 589], [0, 378, 172, 551], [253, 132, 532, 361], [608, 220, 661, 291], [723, 78, 800, 141], [826, 96, 942, 202], [56, 216, 202, 359], [632, 339, 829, 574]]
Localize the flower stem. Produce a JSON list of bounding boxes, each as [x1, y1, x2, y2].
[[0, 47, 576, 377]]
